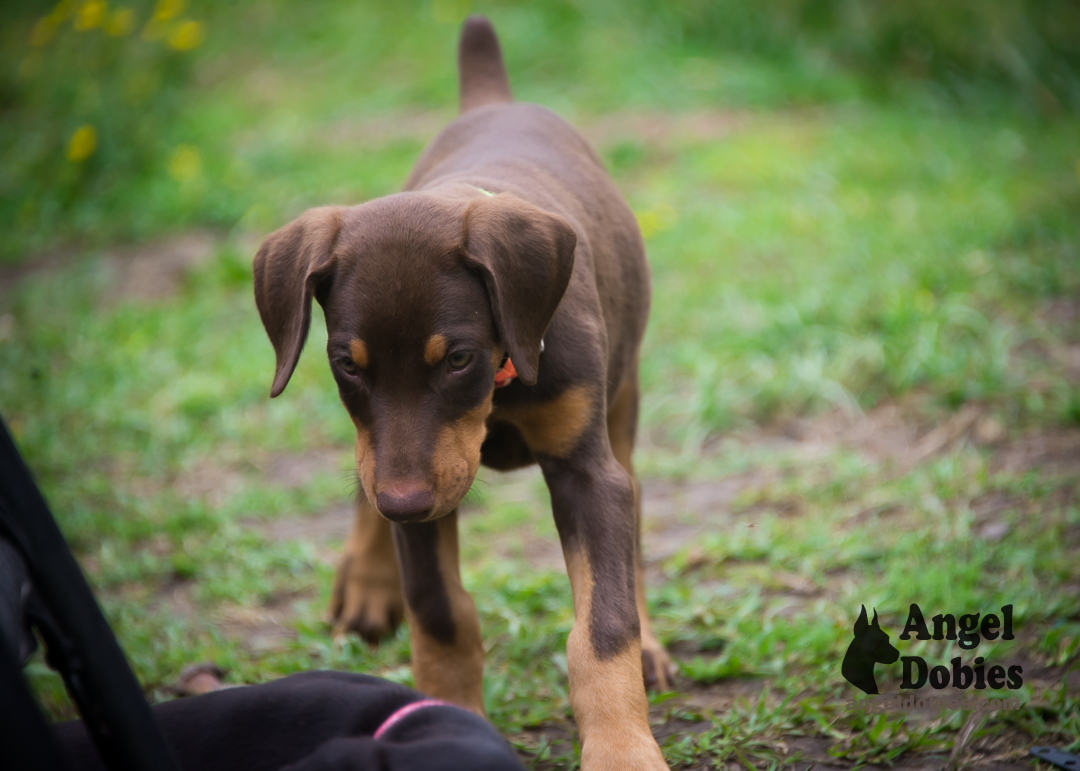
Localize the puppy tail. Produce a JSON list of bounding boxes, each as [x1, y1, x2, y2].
[[458, 16, 513, 113]]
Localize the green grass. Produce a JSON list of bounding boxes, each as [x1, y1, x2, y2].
[[2, 1, 1079, 768]]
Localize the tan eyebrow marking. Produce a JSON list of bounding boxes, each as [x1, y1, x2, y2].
[[424, 334, 448, 366], [349, 339, 369, 369]]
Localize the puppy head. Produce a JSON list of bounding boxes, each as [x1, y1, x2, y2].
[[254, 191, 575, 521]]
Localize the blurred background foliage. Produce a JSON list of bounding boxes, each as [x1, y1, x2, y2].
[[647, 0, 1080, 109], [1, 0, 1079, 261], [1, 0, 208, 258]]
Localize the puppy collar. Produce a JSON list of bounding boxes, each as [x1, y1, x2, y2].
[[494, 339, 543, 389], [373, 699, 454, 739], [494, 357, 516, 388]]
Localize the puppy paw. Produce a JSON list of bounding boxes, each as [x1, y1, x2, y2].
[[330, 555, 404, 644], [581, 734, 670, 771], [641, 639, 676, 692]]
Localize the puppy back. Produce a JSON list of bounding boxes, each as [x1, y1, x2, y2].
[[458, 16, 513, 113]]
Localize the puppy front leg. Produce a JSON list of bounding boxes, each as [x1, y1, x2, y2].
[[542, 456, 669, 771], [392, 511, 486, 716]]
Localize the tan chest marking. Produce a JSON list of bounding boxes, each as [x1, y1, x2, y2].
[[494, 384, 594, 458]]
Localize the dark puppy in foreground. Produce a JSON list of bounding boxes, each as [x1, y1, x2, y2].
[[255, 17, 671, 770], [55, 671, 525, 770]]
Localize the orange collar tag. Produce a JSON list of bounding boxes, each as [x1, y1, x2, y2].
[[494, 357, 517, 388]]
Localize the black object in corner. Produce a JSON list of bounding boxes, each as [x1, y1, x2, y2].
[[0, 414, 181, 771]]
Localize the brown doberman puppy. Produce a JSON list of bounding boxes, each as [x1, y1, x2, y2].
[[254, 16, 672, 771]]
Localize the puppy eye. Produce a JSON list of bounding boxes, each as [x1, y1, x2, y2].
[[337, 358, 360, 376], [447, 351, 473, 371]]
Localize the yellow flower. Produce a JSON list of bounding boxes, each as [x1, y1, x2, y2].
[[105, 7, 135, 36], [634, 202, 679, 240], [67, 125, 97, 162], [153, 0, 184, 22], [167, 19, 204, 51], [74, 0, 107, 31], [636, 210, 660, 240], [168, 145, 202, 181]]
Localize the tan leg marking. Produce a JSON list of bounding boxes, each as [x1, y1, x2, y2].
[[331, 493, 403, 643], [608, 378, 675, 692], [564, 550, 669, 771], [493, 384, 594, 458], [424, 334, 448, 366], [404, 512, 486, 716], [349, 338, 368, 369]]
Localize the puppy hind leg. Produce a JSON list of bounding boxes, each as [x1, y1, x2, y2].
[[331, 495, 404, 644], [607, 377, 675, 692]]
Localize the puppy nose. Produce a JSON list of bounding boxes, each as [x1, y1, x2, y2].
[[375, 480, 435, 521]]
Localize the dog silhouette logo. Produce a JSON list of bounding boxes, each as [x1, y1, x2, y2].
[[842, 605, 900, 694]]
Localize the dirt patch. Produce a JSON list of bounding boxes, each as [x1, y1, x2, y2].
[[148, 576, 197, 621], [103, 232, 218, 301], [991, 428, 1080, 474], [173, 457, 250, 509], [213, 592, 315, 653], [1039, 296, 1080, 328], [457, 467, 772, 571], [254, 502, 353, 546], [772, 400, 996, 467], [667, 677, 768, 715], [174, 447, 352, 509], [255, 448, 353, 489], [641, 471, 772, 563], [0, 231, 220, 303], [741, 396, 1080, 481]]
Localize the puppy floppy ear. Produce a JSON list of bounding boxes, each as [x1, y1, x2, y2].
[[253, 206, 344, 397], [462, 194, 576, 385]]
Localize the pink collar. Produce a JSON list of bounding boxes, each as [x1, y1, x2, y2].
[[373, 699, 452, 739]]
